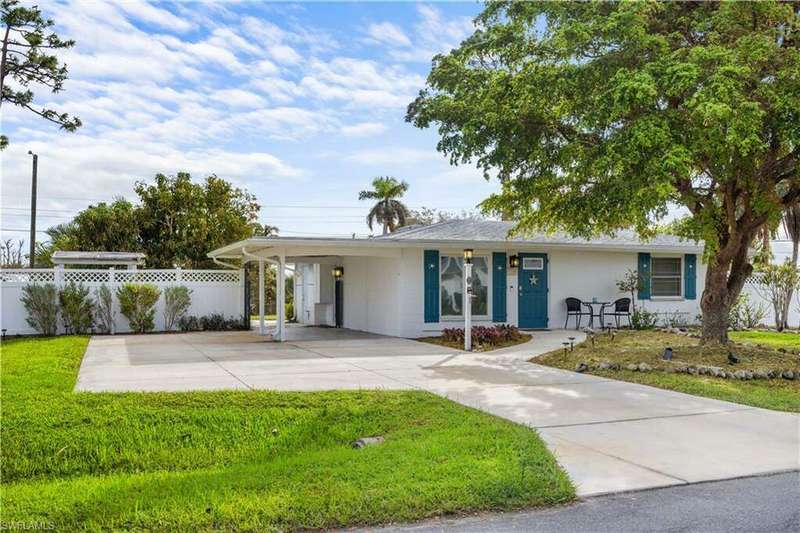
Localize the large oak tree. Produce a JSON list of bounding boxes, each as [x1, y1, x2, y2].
[[407, 1, 799, 343]]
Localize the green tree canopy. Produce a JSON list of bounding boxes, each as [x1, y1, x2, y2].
[[407, 1, 800, 343], [43, 173, 264, 268], [359, 176, 410, 234], [0, 0, 80, 149], [135, 173, 260, 268]]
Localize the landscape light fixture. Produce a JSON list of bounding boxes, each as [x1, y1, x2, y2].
[[463, 248, 473, 264], [509, 254, 520, 268], [332, 266, 344, 279]]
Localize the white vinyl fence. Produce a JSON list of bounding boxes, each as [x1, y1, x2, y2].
[[0, 268, 244, 335], [741, 280, 800, 329]]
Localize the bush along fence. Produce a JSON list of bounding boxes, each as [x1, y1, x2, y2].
[[1, 268, 245, 336]]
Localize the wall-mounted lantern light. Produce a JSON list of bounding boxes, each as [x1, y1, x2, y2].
[[332, 266, 344, 279], [509, 254, 520, 268], [463, 248, 473, 264]]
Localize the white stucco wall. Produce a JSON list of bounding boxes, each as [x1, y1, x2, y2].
[[295, 247, 707, 339], [397, 247, 706, 338]]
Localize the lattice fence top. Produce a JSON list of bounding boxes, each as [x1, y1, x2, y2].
[[114, 270, 179, 284], [0, 270, 55, 283], [181, 270, 240, 283], [63, 270, 111, 284], [0, 268, 240, 285]]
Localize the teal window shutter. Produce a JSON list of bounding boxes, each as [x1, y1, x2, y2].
[[684, 254, 697, 300], [492, 252, 507, 322], [638, 253, 651, 300], [423, 250, 439, 323]]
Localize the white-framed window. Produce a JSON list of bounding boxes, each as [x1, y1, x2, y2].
[[651, 257, 682, 297], [522, 257, 544, 270], [440, 255, 489, 317]]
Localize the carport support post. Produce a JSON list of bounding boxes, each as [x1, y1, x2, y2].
[[258, 259, 266, 335], [464, 256, 473, 352], [277, 254, 286, 341]]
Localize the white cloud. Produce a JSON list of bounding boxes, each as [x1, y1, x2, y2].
[[388, 5, 475, 62], [366, 22, 411, 47], [301, 57, 424, 108], [341, 122, 387, 137], [269, 44, 302, 65], [115, 0, 193, 33], [253, 59, 280, 76], [249, 77, 304, 104], [210, 89, 267, 109], [228, 107, 339, 141]]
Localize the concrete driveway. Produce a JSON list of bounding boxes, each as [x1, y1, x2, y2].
[[77, 326, 799, 497]]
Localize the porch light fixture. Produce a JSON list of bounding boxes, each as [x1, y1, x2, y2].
[[332, 266, 344, 279], [509, 254, 520, 268], [463, 248, 473, 264]]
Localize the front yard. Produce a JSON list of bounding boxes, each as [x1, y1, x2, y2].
[[0, 337, 573, 531], [535, 330, 800, 413]]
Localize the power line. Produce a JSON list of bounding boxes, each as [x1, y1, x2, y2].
[[1, 197, 478, 210]]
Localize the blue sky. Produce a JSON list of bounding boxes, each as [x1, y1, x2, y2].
[[1, 0, 501, 242]]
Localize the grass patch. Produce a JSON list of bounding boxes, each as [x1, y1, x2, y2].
[[729, 330, 800, 350], [535, 330, 800, 413], [417, 333, 532, 352], [0, 336, 573, 530], [250, 314, 277, 321]]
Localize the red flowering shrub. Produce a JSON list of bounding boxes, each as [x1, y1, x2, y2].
[[439, 324, 524, 347]]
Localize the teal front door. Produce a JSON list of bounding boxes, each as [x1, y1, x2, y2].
[[518, 253, 548, 329]]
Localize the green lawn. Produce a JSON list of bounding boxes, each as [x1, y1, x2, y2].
[[0, 337, 573, 531], [535, 330, 800, 413], [729, 330, 800, 350]]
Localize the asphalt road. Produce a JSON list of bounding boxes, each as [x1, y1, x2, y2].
[[368, 472, 800, 533]]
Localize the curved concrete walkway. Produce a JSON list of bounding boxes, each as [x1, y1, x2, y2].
[[77, 327, 799, 496]]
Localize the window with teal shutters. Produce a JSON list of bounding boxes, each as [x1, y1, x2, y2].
[[423, 250, 439, 323], [684, 254, 697, 300], [492, 252, 507, 322], [637, 252, 651, 300]]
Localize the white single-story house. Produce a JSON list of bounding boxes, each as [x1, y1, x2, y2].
[[208, 219, 705, 340]]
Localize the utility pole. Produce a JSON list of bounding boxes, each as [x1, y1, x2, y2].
[[28, 150, 38, 268]]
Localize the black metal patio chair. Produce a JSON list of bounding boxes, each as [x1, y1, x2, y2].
[[565, 297, 592, 330], [602, 298, 632, 328]]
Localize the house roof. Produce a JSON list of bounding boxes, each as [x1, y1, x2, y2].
[[374, 219, 697, 248], [208, 219, 702, 261], [51, 251, 146, 266]]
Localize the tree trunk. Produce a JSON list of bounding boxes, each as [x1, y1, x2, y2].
[[700, 233, 754, 345], [700, 267, 732, 344]]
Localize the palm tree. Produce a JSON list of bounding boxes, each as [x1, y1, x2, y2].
[[358, 176, 410, 235]]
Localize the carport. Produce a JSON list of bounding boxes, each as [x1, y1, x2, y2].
[[208, 236, 403, 340]]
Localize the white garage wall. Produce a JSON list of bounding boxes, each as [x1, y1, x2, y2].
[[342, 255, 403, 336], [1, 268, 243, 336]]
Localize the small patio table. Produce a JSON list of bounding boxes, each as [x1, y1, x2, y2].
[[583, 301, 609, 329]]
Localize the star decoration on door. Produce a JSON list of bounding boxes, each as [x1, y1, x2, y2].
[[530, 274, 538, 286]]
